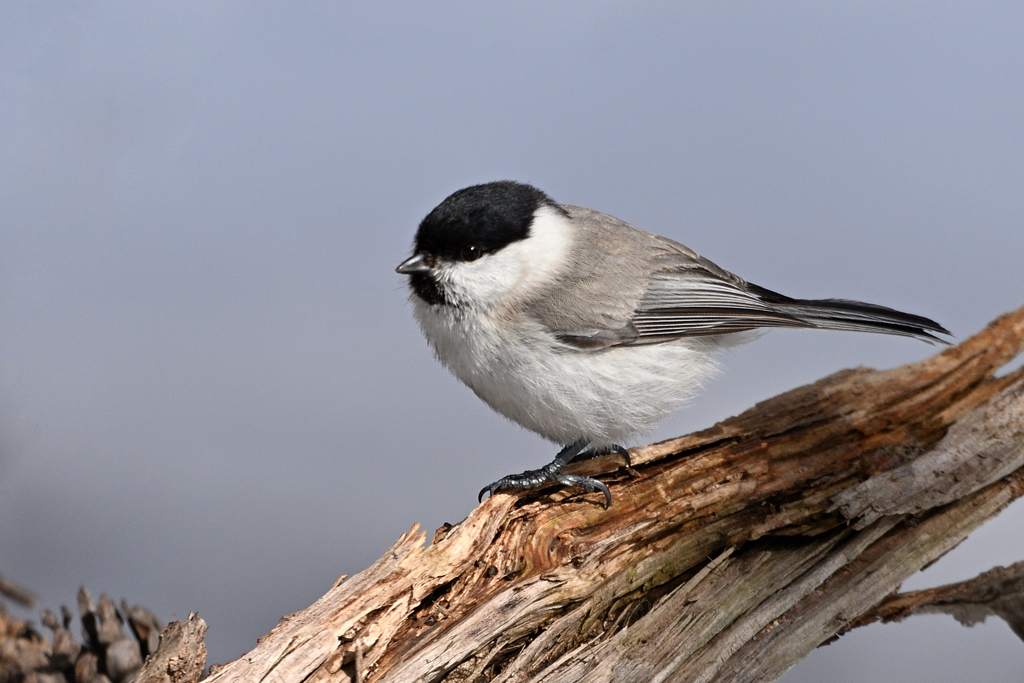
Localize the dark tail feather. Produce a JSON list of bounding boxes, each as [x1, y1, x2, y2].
[[749, 285, 952, 344]]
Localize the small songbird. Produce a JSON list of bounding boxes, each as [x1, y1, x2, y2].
[[397, 181, 949, 505]]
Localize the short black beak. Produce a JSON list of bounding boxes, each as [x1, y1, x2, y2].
[[396, 253, 432, 274]]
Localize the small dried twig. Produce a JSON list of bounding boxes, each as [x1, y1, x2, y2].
[[852, 561, 1024, 641]]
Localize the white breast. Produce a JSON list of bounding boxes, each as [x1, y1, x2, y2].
[[412, 297, 722, 446]]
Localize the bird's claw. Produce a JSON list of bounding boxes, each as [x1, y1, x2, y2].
[[478, 463, 611, 507]]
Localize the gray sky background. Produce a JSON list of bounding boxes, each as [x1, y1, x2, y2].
[[1, 3, 1023, 680]]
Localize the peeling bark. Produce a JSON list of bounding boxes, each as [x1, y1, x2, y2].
[[199, 305, 1024, 683]]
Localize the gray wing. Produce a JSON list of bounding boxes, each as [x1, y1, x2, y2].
[[631, 237, 949, 344], [530, 207, 949, 349], [628, 247, 807, 342]]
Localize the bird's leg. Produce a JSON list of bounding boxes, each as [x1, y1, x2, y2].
[[550, 439, 590, 468], [574, 443, 632, 467], [478, 440, 615, 507]]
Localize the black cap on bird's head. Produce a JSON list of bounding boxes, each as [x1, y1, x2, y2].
[[396, 181, 562, 304], [397, 181, 558, 269]]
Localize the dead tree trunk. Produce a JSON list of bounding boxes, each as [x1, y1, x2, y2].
[[200, 305, 1024, 683]]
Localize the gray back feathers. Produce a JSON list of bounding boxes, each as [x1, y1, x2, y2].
[[526, 205, 949, 349]]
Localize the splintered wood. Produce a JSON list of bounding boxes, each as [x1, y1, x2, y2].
[[202, 306, 1024, 683]]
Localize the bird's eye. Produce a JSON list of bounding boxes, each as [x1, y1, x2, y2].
[[461, 245, 482, 262]]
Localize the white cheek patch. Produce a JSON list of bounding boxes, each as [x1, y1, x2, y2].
[[435, 256, 521, 307], [438, 205, 573, 308], [507, 205, 573, 291]]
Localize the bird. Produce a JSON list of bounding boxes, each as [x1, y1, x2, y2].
[[396, 181, 949, 506]]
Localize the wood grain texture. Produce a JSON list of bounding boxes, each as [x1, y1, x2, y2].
[[135, 613, 208, 683], [201, 305, 1024, 683]]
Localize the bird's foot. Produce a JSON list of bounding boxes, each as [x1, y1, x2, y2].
[[478, 463, 611, 507], [478, 441, 627, 507]]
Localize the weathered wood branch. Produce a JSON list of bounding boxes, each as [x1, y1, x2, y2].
[[852, 560, 1024, 642], [135, 613, 208, 683], [202, 305, 1024, 683]]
